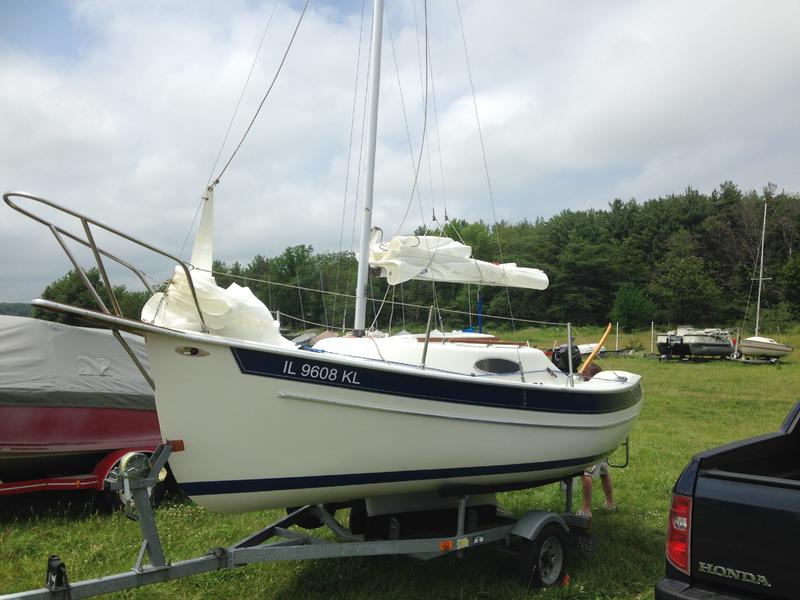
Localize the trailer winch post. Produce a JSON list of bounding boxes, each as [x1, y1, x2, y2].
[[118, 445, 175, 568]]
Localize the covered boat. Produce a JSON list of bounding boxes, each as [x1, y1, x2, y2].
[[0, 315, 160, 484], [657, 326, 733, 357]]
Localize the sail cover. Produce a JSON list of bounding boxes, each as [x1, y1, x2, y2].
[[368, 232, 549, 290]]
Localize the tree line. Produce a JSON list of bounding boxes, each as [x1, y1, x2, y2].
[[30, 181, 800, 334]]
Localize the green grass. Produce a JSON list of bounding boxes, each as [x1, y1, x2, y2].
[[2, 330, 799, 599]]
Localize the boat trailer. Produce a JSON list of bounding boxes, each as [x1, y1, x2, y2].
[[1, 443, 594, 598]]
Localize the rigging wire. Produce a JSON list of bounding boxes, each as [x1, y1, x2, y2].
[[738, 243, 760, 335], [209, 0, 312, 189], [318, 265, 329, 328], [428, 35, 448, 220], [388, 285, 396, 334], [177, 0, 297, 260], [177, 197, 206, 262], [341, 4, 377, 330], [206, 0, 280, 189], [391, 0, 430, 237], [369, 284, 392, 331], [400, 281, 406, 330], [455, 0, 516, 330], [296, 271, 306, 331], [386, 8, 427, 232], [411, 0, 439, 223], [332, 0, 367, 326]]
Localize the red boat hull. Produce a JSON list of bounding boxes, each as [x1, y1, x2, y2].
[[0, 405, 162, 483]]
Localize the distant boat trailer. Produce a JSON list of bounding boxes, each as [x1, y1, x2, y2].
[[1, 443, 594, 599]]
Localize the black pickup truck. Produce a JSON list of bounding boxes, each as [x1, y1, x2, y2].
[[656, 402, 800, 600]]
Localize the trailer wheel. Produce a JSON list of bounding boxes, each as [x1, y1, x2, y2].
[[98, 458, 173, 514], [517, 523, 567, 588]]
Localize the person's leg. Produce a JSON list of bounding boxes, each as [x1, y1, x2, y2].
[[600, 472, 616, 509], [580, 474, 593, 515]]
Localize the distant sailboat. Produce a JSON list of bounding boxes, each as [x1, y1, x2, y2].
[[736, 198, 793, 360]]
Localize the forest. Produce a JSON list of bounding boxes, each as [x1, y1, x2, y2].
[[22, 182, 800, 334]]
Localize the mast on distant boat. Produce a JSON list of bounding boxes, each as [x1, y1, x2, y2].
[[754, 197, 768, 337], [353, 0, 384, 337]]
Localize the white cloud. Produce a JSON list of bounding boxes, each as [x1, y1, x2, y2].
[[1, 0, 799, 301]]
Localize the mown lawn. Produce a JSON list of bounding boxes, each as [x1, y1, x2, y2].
[[1, 328, 798, 599]]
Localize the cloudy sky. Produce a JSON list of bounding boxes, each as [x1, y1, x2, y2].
[[1, 0, 798, 302]]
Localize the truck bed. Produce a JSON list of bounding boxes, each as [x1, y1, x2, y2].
[[685, 404, 800, 599]]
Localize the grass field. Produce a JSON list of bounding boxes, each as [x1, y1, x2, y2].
[[1, 328, 799, 599]]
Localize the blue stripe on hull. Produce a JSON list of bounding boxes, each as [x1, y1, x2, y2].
[[180, 452, 609, 496], [230, 346, 641, 415]]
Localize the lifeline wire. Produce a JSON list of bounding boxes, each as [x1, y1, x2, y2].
[[192, 266, 565, 327]]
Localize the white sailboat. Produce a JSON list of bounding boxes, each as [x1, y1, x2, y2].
[[736, 199, 793, 360], [5, 1, 643, 514]]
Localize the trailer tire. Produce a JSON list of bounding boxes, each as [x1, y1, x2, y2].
[[517, 523, 567, 588]]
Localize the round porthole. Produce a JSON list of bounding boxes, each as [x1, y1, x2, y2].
[[474, 358, 520, 375]]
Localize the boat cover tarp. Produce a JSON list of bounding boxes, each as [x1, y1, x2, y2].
[[0, 315, 154, 410], [367, 232, 549, 289]]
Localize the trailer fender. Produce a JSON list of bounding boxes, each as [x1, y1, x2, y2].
[[91, 446, 158, 490], [510, 510, 568, 542]]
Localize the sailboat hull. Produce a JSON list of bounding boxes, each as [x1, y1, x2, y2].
[[146, 331, 642, 513], [738, 337, 793, 358]]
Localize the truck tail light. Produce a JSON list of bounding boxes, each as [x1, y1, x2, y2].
[[666, 492, 692, 574]]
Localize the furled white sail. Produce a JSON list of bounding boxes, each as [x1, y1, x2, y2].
[[367, 231, 549, 290], [141, 188, 293, 348]]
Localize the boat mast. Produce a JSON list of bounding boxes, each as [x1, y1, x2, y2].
[[754, 198, 767, 337], [353, 0, 385, 337]]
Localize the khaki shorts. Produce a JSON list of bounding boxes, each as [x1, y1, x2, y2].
[[584, 460, 610, 478]]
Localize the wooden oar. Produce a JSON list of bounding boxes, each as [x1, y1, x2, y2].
[[578, 322, 613, 374]]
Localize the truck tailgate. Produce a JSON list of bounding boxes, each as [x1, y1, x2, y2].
[[691, 470, 800, 599]]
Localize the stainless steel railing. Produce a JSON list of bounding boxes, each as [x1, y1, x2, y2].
[[4, 191, 211, 388]]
